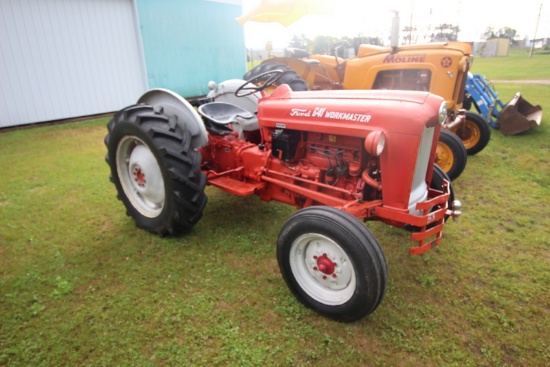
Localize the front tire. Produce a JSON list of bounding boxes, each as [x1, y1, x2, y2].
[[449, 111, 491, 155], [277, 206, 387, 322], [431, 164, 455, 222], [105, 104, 207, 235], [436, 129, 467, 181]]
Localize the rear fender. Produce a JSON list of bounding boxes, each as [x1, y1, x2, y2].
[[263, 57, 319, 87], [137, 88, 208, 148]]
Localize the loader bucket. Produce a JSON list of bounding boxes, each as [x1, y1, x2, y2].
[[496, 92, 543, 135]]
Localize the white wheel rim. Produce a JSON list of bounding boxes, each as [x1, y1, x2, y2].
[[116, 136, 165, 218], [289, 233, 356, 306]]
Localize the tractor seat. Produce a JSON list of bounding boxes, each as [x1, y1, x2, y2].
[[285, 47, 310, 59], [198, 102, 254, 125], [198, 101, 259, 139]]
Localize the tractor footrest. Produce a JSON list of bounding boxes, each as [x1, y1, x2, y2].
[[208, 176, 265, 196]]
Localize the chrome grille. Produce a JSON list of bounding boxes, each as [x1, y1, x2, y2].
[[408, 127, 434, 215]]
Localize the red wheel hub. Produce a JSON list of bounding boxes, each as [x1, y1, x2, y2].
[[133, 166, 146, 187], [315, 254, 335, 275]]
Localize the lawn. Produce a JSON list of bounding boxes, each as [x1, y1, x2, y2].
[[1, 51, 549, 367]]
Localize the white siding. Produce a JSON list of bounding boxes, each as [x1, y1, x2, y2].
[[0, 0, 147, 128]]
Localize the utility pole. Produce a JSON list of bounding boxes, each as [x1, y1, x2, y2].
[[409, 0, 413, 44], [529, 3, 543, 57]]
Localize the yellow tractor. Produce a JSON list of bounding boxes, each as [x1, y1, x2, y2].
[[245, 41, 491, 181]]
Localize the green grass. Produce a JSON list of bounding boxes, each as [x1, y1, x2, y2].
[[1, 54, 549, 366], [471, 48, 550, 80]]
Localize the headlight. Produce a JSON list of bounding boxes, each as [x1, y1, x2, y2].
[[438, 101, 447, 125], [364, 131, 386, 156]]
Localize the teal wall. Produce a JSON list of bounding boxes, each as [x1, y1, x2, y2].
[[136, 0, 246, 98]]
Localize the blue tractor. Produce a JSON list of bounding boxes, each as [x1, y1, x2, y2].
[[464, 73, 542, 135]]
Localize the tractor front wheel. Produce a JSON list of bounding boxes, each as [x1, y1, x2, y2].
[[431, 164, 455, 222], [436, 129, 467, 181], [277, 206, 387, 322], [104, 104, 207, 236], [450, 111, 491, 155]]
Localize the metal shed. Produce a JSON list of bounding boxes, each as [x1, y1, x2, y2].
[[136, 0, 246, 98], [0, 0, 245, 128]]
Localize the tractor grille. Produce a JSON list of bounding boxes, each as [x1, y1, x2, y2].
[[408, 126, 434, 215]]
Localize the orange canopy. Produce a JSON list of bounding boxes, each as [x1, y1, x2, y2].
[[237, 0, 334, 27]]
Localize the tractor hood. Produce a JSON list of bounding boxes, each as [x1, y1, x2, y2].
[[356, 41, 472, 58], [258, 85, 444, 136]]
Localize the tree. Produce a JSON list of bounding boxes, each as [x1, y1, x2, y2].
[[499, 27, 517, 40], [483, 26, 518, 45], [311, 35, 341, 54], [484, 26, 517, 40], [288, 34, 307, 49], [402, 26, 418, 45], [431, 23, 459, 42]]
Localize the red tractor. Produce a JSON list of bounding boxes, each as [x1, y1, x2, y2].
[[105, 71, 461, 322]]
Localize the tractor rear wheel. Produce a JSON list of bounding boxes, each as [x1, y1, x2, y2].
[[436, 129, 467, 181], [104, 104, 207, 236], [244, 62, 309, 91], [449, 111, 491, 155], [277, 206, 387, 322]]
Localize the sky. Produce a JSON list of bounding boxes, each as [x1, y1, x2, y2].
[[239, 0, 549, 49]]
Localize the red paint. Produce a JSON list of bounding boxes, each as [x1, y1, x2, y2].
[[198, 86, 457, 254]]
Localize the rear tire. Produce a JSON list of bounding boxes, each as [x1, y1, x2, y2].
[[277, 206, 387, 322], [436, 129, 467, 181], [105, 104, 207, 235], [450, 111, 491, 155], [244, 62, 309, 91]]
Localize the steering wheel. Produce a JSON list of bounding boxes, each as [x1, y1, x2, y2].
[[234, 70, 283, 97]]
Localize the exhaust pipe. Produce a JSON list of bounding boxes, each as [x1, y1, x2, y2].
[[390, 11, 399, 53]]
